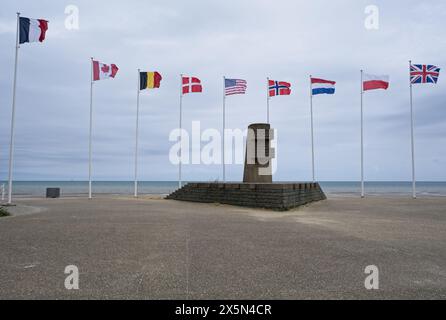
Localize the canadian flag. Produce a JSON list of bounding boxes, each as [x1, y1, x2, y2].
[[93, 60, 119, 81], [182, 76, 202, 94]]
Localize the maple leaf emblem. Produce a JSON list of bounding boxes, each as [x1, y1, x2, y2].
[[101, 64, 110, 73]]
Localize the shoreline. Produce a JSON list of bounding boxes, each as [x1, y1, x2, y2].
[[3, 181, 446, 201], [3, 191, 446, 201]]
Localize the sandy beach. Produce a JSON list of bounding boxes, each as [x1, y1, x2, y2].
[[0, 196, 445, 299]]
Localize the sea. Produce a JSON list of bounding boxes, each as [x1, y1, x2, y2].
[[1, 181, 446, 198]]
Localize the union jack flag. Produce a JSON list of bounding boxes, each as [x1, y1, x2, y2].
[[410, 64, 440, 84]]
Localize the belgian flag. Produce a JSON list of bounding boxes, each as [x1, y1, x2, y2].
[[140, 72, 162, 90]]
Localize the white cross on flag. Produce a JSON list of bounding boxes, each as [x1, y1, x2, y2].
[[93, 60, 119, 81]]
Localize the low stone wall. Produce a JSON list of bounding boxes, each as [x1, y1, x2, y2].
[[166, 183, 326, 211]]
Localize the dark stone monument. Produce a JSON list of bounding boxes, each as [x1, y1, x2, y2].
[[166, 123, 326, 211]]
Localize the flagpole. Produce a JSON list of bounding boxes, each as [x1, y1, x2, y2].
[[222, 76, 226, 182], [310, 75, 315, 183], [88, 57, 94, 199], [360, 70, 365, 198], [409, 60, 416, 199], [266, 77, 270, 123], [7, 12, 20, 204], [134, 69, 141, 198], [179, 74, 183, 189]]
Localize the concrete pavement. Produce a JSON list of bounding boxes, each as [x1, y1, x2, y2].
[[0, 196, 445, 299]]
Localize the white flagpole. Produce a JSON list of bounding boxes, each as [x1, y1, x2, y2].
[[134, 69, 141, 198], [266, 77, 270, 123], [179, 74, 183, 189], [222, 76, 226, 182], [7, 12, 21, 204], [310, 75, 315, 183], [360, 70, 365, 198], [409, 60, 416, 199], [88, 57, 94, 199]]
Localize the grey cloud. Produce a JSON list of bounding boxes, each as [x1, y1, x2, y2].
[[1, 0, 445, 182]]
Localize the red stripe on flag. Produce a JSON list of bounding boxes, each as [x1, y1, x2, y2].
[[311, 78, 336, 85], [363, 80, 389, 91], [92, 60, 100, 81], [37, 19, 48, 42]]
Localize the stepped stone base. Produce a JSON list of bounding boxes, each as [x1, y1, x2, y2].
[[166, 183, 326, 211]]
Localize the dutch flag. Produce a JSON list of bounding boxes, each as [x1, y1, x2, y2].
[[19, 17, 48, 44], [311, 78, 336, 95]]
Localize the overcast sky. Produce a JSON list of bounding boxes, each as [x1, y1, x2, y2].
[[1, 0, 445, 182]]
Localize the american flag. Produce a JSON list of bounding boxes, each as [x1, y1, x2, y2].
[[225, 78, 247, 96], [410, 64, 440, 84]]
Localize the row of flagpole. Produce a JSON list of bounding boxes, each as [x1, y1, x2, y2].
[[131, 71, 419, 200], [5, 13, 439, 203], [5, 65, 426, 202]]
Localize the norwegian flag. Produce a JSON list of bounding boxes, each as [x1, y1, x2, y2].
[[410, 64, 440, 84], [182, 76, 202, 94], [93, 60, 119, 81], [268, 80, 291, 97]]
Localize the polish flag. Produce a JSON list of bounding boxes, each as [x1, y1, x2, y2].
[[363, 73, 389, 91], [182, 76, 202, 94], [93, 60, 119, 81]]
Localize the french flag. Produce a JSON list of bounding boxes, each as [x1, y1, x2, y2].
[[363, 73, 389, 91], [311, 78, 336, 95], [19, 17, 48, 44]]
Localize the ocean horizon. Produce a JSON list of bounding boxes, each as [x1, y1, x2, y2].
[[1, 181, 446, 198]]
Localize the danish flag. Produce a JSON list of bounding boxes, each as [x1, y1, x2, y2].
[[182, 76, 202, 94]]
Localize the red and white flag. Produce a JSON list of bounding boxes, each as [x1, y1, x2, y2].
[[182, 76, 202, 94], [363, 73, 389, 91], [268, 80, 291, 97], [93, 60, 119, 81]]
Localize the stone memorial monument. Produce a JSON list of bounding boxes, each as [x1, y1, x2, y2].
[[243, 123, 274, 183], [167, 123, 326, 211]]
